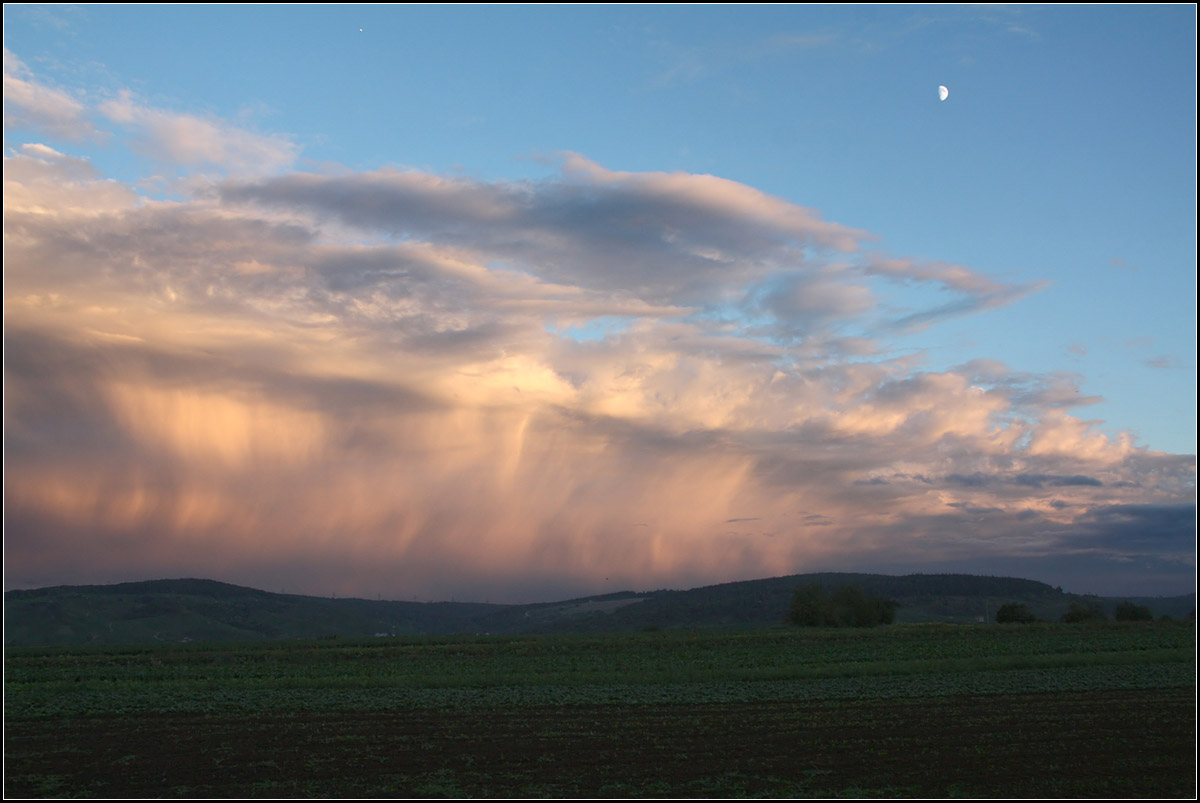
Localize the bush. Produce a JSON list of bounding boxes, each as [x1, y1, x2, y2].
[[995, 602, 1037, 623], [1061, 602, 1107, 623], [1114, 600, 1153, 621], [788, 583, 897, 628]]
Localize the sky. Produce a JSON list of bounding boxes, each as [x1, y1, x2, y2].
[[3, 5, 1196, 603]]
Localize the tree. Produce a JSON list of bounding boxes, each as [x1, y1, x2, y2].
[[787, 583, 897, 628], [1114, 600, 1153, 621], [788, 584, 830, 627], [995, 602, 1037, 623], [874, 595, 899, 625]]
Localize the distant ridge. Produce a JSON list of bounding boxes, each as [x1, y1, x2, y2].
[[5, 577, 278, 600], [4, 573, 1194, 647]]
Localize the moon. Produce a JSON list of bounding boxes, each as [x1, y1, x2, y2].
[[938, 85, 949, 101]]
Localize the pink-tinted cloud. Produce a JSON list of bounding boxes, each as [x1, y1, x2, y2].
[[98, 90, 298, 174], [3, 139, 1194, 601], [5, 51, 297, 176], [3, 49, 100, 142]]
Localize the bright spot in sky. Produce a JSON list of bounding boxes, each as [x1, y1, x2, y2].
[[938, 85, 949, 101]]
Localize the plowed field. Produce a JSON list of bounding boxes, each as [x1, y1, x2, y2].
[[6, 687, 1194, 797]]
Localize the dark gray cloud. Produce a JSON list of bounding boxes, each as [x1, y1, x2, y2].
[[945, 472, 1104, 489], [219, 169, 780, 304], [1068, 504, 1197, 554]]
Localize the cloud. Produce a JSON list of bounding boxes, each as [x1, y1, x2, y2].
[[4, 51, 297, 176], [751, 269, 875, 337], [881, 280, 1047, 334], [3, 145, 1194, 601], [765, 33, 838, 51], [945, 472, 1104, 489], [4, 147, 137, 217], [952, 360, 1103, 411], [558, 153, 866, 253], [642, 26, 840, 93], [220, 154, 867, 308], [3, 49, 100, 141], [864, 256, 1012, 297], [98, 89, 298, 174], [1068, 503, 1197, 556]]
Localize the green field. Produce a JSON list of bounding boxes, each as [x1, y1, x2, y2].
[[5, 621, 1195, 797]]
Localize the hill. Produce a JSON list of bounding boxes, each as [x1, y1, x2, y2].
[[4, 573, 1194, 647]]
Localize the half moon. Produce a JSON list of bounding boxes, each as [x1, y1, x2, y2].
[[938, 85, 949, 101]]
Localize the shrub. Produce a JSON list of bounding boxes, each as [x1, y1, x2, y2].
[[995, 602, 1037, 623], [1114, 600, 1153, 621], [1061, 602, 1107, 623]]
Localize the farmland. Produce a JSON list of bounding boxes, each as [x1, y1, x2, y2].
[[5, 621, 1195, 797]]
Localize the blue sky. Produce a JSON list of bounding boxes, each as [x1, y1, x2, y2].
[[4, 5, 1195, 600]]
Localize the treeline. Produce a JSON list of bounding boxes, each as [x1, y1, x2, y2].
[[995, 599, 1164, 624]]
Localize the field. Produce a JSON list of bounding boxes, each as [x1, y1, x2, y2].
[[5, 622, 1195, 797]]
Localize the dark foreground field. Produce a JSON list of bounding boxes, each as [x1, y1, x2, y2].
[[6, 689, 1195, 797], [5, 623, 1195, 797]]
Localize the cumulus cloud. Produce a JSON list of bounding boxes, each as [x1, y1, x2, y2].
[[4, 146, 138, 217], [3, 134, 1194, 600]]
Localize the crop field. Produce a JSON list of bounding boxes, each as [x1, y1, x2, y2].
[[5, 622, 1195, 797]]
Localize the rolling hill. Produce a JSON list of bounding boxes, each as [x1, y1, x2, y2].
[[4, 573, 1194, 647]]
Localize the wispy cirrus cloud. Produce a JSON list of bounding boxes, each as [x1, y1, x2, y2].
[[863, 257, 1048, 333]]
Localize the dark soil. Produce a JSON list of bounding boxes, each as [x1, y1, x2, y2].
[[5, 687, 1195, 797]]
